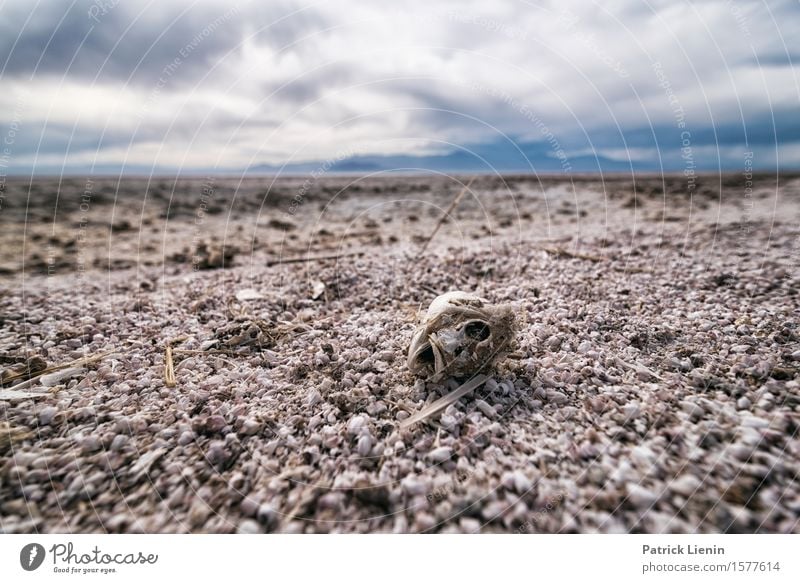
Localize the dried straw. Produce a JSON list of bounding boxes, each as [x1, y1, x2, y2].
[[399, 374, 488, 430]]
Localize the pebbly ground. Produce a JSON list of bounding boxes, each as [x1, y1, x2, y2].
[[1, 174, 799, 533]]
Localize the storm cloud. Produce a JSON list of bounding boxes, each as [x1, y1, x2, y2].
[[0, 0, 797, 174]]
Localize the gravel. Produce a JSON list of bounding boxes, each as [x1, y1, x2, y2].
[[0, 174, 798, 533]]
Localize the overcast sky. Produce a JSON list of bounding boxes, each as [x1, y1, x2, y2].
[[1, 0, 798, 174]]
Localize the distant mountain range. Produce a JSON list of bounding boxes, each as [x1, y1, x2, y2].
[[15, 135, 795, 177], [246, 139, 641, 175]]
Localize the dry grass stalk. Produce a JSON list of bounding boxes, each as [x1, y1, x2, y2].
[[541, 247, 606, 263], [417, 176, 476, 255], [267, 251, 364, 267], [0, 351, 111, 387], [399, 374, 488, 430], [164, 344, 176, 388], [173, 348, 248, 356], [419, 284, 441, 297], [0, 356, 47, 385], [614, 266, 655, 274], [540, 247, 605, 262], [615, 357, 664, 381]]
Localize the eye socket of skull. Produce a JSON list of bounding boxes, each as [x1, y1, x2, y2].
[[462, 320, 491, 341], [417, 344, 436, 365]]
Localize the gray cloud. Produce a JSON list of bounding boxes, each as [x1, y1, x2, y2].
[[2, 2, 223, 83], [0, 0, 331, 86], [0, 0, 798, 174]]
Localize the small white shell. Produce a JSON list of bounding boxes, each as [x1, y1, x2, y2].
[[407, 291, 516, 380]]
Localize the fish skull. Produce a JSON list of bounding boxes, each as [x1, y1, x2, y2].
[[407, 291, 516, 380]]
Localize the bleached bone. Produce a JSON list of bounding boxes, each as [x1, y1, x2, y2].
[[407, 291, 516, 380]]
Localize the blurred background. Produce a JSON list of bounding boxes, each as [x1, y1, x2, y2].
[[0, 0, 798, 177]]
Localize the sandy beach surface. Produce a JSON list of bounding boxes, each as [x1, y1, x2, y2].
[[1, 173, 799, 533]]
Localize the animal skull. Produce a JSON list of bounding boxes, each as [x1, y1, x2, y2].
[[407, 291, 516, 380]]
